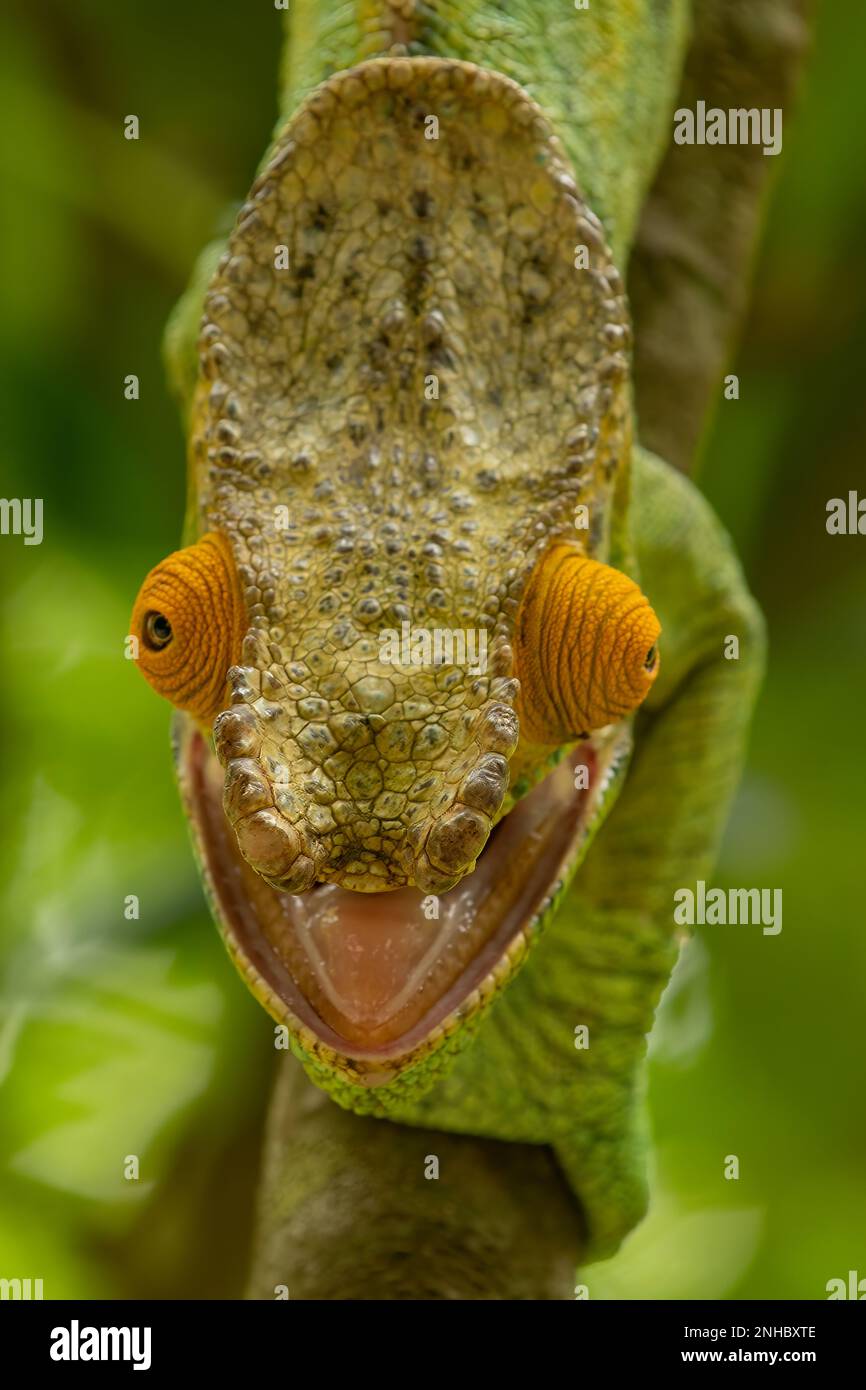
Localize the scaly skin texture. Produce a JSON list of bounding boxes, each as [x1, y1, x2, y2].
[[161, 1, 765, 1259], [194, 57, 632, 896]]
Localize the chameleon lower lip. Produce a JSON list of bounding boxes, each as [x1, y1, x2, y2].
[[178, 719, 629, 1079]]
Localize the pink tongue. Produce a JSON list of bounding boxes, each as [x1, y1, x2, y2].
[[278, 752, 586, 1045], [286, 882, 480, 1031]]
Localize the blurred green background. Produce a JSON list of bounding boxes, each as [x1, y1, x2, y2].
[[0, 0, 863, 1299]]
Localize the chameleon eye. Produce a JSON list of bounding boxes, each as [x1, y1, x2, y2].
[[144, 611, 173, 651], [129, 532, 246, 726], [514, 543, 661, 745]]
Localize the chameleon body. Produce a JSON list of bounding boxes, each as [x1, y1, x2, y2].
[[136, 1, 765, 1259]]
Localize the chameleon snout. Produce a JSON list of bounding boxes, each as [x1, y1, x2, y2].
[[212, 696, 517, 895]]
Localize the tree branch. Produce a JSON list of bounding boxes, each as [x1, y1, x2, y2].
[[629, 0, 812, 472], [246, 1060, 584, 1300]]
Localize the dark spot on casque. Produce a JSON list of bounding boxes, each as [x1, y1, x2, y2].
[[311, 204, 332, 231], [325, 354, 342, 372], [367, 338, 388, 368], [376, 199, 391, 216], [294, 258, 316, 282], [430, 345, 457, 373], [409, 236, 435, 264], [406, 260, 432, 315], [411, 188, 434, 219]]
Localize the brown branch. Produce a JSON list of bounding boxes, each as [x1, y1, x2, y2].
[[245, 1059, 584, 1301], [629, 0, 812, 472]]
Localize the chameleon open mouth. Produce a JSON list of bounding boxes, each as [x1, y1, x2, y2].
[[176, 717, 629, 1085]]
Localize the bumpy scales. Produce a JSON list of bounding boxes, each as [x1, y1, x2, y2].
[[190, 58, 632, 894]]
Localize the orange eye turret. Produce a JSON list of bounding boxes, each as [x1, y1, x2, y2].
[[129, 532, 246, 726], [514, 543, 661, 744]]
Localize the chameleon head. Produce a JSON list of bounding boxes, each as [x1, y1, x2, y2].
[[131, 534, 658, 891], [129, 56, 662, 1093], [131, 524, 659, 1081]]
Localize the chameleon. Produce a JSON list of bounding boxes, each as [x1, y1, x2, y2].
[[129, 0, 765, 1262]]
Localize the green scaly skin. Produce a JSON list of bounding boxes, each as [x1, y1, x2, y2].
[[164, 1, 765, 1260]]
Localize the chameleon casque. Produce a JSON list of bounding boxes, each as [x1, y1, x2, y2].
[[130, 0, 765, 1261]]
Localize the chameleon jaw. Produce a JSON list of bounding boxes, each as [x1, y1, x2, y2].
[[174, 713, 631, 1086]]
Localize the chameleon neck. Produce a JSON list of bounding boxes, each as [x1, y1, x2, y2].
[[277, 0, 690, 264]]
